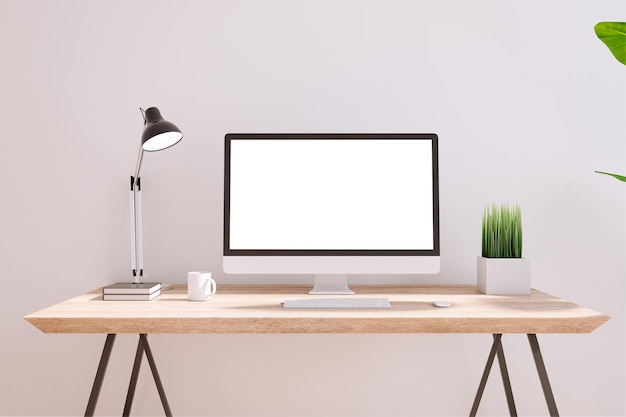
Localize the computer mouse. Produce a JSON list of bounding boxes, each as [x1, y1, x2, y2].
[[433, 300, 451, 308]]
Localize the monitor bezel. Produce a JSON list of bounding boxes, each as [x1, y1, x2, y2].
[[223, 133, 440, 257]]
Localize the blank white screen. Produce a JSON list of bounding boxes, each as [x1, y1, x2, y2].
[[228, 139, 434, 250]]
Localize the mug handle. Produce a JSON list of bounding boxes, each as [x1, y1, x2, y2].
[[209, 278, 217, 296]]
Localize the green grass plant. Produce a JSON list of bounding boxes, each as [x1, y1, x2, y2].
[[482, 203, 523, 258]]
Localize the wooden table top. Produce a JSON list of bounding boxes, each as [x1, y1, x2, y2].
[[24, 285, 609, 334]]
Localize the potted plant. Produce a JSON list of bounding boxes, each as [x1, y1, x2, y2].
[[594, 21, 625, 182], [477, 203, 530, 295]]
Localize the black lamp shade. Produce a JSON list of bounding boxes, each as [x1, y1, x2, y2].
[[141, 107, 183, 152]]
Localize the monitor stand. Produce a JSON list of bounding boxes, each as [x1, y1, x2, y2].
[[309, 274, 355, 295]]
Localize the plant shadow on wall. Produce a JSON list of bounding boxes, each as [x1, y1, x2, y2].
[[593, 22, 626, 182]]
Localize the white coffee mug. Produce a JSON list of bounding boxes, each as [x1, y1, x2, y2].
[[187, 271, 217, 301]]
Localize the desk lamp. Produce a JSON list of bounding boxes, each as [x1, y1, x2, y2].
[[130, 107, 183, 284]]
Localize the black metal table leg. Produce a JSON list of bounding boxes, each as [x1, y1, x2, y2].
[[495, 335, 517, 416], [140, 334, 173, 416], [470, 334, 501, 417], [85, 334, 171, 417], [528, 334, 559, 417], [471, 334, 560, 417], [123, 336, 146, 416], [470, 334, 517, 417], [122, 334, 172, 417], [85, 334, 117, 417]]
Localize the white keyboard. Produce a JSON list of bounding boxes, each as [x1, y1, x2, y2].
[[283, 297, 392, 309]]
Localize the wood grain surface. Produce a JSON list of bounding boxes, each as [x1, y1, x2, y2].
[[24, 285, 609, 334]]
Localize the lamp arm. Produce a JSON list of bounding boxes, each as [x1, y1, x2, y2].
[[130, 178, 137, 278], [130, 147, 145, 283], [133, 146, 144, 189], [135, 182, 144, 279]]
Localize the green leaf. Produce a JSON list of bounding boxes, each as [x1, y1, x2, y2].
[[595, 171, 626, 182], [595, 22, 626, 65]]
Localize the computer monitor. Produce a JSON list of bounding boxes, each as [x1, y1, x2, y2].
[[223, 133, 440, 294]]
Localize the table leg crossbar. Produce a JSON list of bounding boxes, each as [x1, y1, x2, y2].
[[470, 334, 559, 417], [85, 334, 172, 417]]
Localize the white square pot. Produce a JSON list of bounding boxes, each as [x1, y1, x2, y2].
[[477, 256, 531, 295]]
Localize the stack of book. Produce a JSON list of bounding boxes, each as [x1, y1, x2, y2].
[[102, 282, 161, 301]]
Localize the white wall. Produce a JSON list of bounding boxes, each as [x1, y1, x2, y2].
[[1, 1, 624, 416]]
